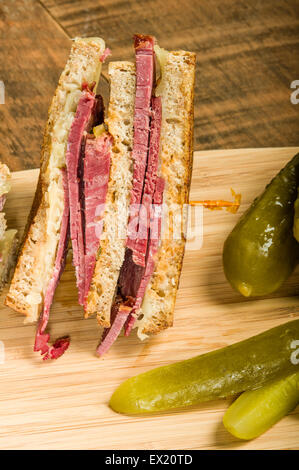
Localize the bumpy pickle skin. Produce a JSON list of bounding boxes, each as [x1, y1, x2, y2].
[[223, 153, 299, 297], [223, 371, 299, 440], [293, 188, 299, 242], [110, 320, 299, 414]]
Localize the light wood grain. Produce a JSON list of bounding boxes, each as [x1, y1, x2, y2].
[[1, 147, 299, 450]]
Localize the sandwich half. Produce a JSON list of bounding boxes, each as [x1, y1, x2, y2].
[[5, 37, 109, 359], [85, 36, 196, 354]]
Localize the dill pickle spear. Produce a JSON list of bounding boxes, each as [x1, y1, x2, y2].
[[223, 371, 299, 440], [293, 189, 299, 242], [223, 153, 299, 297], [110, 320, 299, 414]]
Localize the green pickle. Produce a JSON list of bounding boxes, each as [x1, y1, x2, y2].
[[293, 188, 299, 242], [223, 371, 299, 440], [223, 153, 299, 297], [110, 320, 299, 414]]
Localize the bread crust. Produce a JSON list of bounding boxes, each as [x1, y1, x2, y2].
[[5, 38, 106, 321]]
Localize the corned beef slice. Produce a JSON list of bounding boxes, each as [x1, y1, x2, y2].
[[98, 248, 144, 351], [124, 177, 165, 336], [97, 303, 132, 357], [100, 48, 112, 62], [96, 247, 144, 352], [132, 96, 162, 266], [34, 169, 70, 360], [66, 90, 100, 305], [118, 248, 146, 299], [0, 195, 6, 211], [126, 35, 155, 253], [84, 134, 112, 305], [96, 36, 166, 355], [98, 177, 165, 352]]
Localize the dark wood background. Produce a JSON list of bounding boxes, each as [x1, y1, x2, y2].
[[0, 0, 298, 171]]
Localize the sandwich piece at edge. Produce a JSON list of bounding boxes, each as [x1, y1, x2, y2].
[[0, 163, 18, 290]]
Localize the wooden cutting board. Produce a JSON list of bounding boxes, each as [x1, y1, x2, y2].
[[1, 147, 299, 450]]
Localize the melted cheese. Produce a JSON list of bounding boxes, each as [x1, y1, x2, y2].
[[154, 45, 170, 97]]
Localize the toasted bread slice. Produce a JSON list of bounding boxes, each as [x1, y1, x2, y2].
[[135, 49, 196, 338], [85, 61, 136, 327], [5, 37, 106, 321]]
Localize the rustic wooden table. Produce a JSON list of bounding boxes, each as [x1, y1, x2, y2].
[[0, 0, 298, 171]]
